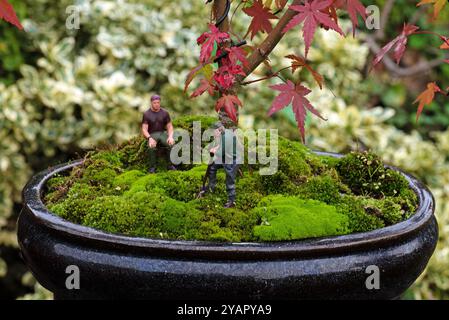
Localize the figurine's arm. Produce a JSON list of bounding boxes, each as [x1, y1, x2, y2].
[[142, 123, 157, 147], [166, 122, 175, 145], [210, 131, 222, 155], [166, 122, 174, 139], [142, 123, 151, 139]]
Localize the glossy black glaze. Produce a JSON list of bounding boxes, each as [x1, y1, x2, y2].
[[17, 153, 438, 300]]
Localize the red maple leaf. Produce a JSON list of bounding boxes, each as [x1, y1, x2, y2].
[[197, 23, 230, 63], [0, 0, 23, 30], [372, 23, 419, 68], [191, 78, 216, 98], [243, 0, 278, 40], [285, 54, 324, 89], [185, 64, 205, 92], [215, 94, 243, 123], [414, 82, 443, 122], [283, 0, 344, 58], [334, 0, 367, 36], [213, 65, 245, 90], [268, 80, 326, 143], [225, 46, 250, 69]]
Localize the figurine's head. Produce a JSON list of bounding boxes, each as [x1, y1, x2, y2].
[[150, 95, 161, 111], [211, 121, 225, 138]]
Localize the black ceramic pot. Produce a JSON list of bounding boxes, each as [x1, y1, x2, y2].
[[17, 153, 438, 300]]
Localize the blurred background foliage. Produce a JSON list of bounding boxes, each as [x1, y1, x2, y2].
[[0, 0, 448, 299]]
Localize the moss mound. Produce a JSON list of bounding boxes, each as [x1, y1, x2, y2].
[[44, 115, 418, 242]]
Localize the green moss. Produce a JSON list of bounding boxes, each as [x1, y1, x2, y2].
[[124, 175, 165, 196], [235, 174, 264, 211], [155, 198, 200, 238], [90, 150, 123, 168], [258, 171, 296, 195], [297, 174, 344, 205], [336, 151, 410, 198], [172, 115, 216, 133], [252, 195, 349, 241], [398, 188, 419, 218], [82, 192, 169, 237], [277, 137, 313, 179], [359, 196, 409, 226], [44, 116, 419, 242], [147, 168, 206, 202], [44, 176, 69, 204], [335, 196, 385, 233], [45, 175, 66, 190], [113, 170, 146, 190], [79, 159, 121, 187], [48, 182, 99, 224]]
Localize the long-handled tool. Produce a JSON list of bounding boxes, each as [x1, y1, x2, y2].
[[196, 152, 215, 199]]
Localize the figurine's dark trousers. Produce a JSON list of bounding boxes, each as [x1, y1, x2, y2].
[[147, 131, 172, 168], [207, 162, 239, 202]]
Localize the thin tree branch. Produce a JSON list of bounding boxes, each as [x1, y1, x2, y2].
[[241, 66, 291, 85], [365, 35, 448, 77], [238, 0, 303, 83]]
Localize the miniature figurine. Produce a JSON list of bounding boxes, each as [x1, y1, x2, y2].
[[141, 95, 176, 173], [198, 120, 242, 208]]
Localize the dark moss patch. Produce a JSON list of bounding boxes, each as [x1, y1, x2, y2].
[[45, 116, 419, 242], [336, 151, 409, 198]]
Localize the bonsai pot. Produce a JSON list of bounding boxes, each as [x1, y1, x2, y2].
[[17, 152, 438, 300]]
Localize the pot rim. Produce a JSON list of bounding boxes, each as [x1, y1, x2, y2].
[[21, 151, 435, 258]]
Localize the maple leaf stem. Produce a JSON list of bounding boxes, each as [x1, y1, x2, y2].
[[241, 66, 291, 86]]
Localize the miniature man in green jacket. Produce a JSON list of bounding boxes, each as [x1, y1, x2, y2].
[[198, 121, 243, 208]]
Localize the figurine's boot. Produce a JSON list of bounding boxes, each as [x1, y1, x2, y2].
[[148, 167, 156, 174], [223, 200, 236, 209]]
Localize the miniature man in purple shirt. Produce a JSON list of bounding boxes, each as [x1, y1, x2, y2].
[[141, 95, 176, 173]]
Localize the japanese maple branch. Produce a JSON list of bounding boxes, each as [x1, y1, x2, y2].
[[240, 66, 291, 86], [238, 0, 303, 83], [365, 35, 448, 77], [213, 0, 230, 32]]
